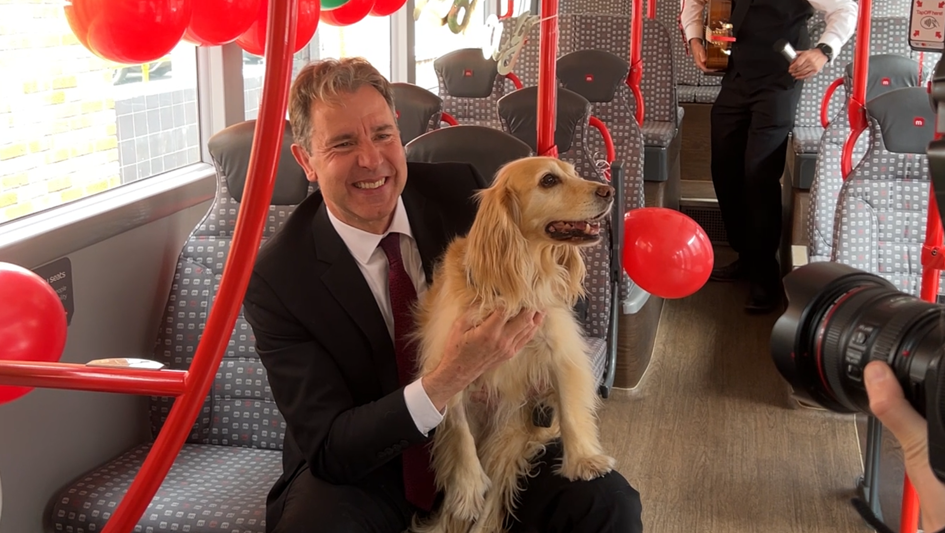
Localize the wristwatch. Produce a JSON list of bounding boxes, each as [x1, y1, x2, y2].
[[816, 43, 833, 62]]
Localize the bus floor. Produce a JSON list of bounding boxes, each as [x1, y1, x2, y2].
[[598, 246, 889, 532]]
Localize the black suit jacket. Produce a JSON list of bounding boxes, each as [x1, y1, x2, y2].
[[243, 161, 488, 529]]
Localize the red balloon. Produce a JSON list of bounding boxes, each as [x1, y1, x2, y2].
[[0, 262, 68, 405], [322, 0, 376, 26], [622, 208, 714, 299], [370, 0, 407, 17], [183, 0, 262, 46], [236, 0, 320, 57], [64, 0, 193, 64]]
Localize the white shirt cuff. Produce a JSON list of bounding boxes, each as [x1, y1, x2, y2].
[[404, 378, 445, 436], [684, 24, 704, 45]]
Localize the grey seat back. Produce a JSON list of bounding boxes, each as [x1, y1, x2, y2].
[[807, 54, 921, 263], [556, 49, 648, 313], [392, 82, 444, 145], [498, 14, 679, 146], [434, 49, 516, 129], [794, 15, 916, 155], [149, 120, 313, 450], [832, 87, 944, 295], [405, 125, 532, 184]]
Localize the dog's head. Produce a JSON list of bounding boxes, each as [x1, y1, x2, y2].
[[486, 156, 615, 247], [464, 156, 614, 306]]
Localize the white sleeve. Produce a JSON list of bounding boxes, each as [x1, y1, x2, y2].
[[807, 0, 858, 57], [404, 377, 445, 436], [679, 0, 708, 44]]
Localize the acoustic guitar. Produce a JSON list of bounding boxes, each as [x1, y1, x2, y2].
[[704, 0, 734, 74]]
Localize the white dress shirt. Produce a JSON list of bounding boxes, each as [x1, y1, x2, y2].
[[679, 0, 858, 58], [326, 197, 445, 437]]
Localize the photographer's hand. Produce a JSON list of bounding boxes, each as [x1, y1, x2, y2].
[[865, 361, 945, 531]]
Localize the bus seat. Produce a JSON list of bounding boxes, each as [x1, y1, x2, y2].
[[433, 48, 515, 129], [557, 48, 679, 211], [392, 82, 445, 145], [404, 125, 532, 184], [831, 87, 945, 296], [806, 54, 920, 264], [498, 14, 682, 185], [790, 16, 912, 190], [44, 120, 312, 533], [497, 86, 658, 392]]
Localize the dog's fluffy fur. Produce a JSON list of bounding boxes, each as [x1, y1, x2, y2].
[[410, 156, 617, 533]]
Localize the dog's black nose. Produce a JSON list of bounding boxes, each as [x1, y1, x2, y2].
[[596, 185, 615, 198]]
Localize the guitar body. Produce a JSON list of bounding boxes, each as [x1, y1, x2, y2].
[[704, 0, 734, 75]]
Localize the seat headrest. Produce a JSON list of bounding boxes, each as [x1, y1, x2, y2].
[[392, 83, 443, 146], [207, 120, 309, 205], [865, 86, 936, 154], [405, 125, 532, 184], [497, 86, 591, 154], [845, 54, 920, 103], [556, 50, 630, 104], [434, 48, 501, 98]]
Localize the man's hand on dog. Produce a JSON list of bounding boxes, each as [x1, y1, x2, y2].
[[422, 307, 545, 412]]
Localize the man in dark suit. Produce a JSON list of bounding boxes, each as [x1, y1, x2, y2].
[[242, 57, 643, 533], [679, 0, 856, 313]]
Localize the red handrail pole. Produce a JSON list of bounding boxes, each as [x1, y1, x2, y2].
[[0, 362, 186, 396], [628, 0, 644, 125], [820, 76, 844, 128], [99, 1, 298, 532], [646, 0, 654, 19], [537, 0, 558, 156], [841, 0, 871, 179], [441, 112, 458, 125], [499, 0, 513, 18], [588, 116, 615, 163], [505, 71, 524, 89]]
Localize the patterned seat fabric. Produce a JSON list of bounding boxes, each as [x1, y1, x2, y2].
[[46, 120, 313, 533], [497, 85, 640, 389], [831, 87, 945, 296], [499, 14, 679, 147], [404, 125, 533, 184], [392, 82, 444, 145], [46, 444, 282, 533], [434, 49, 516, 130], [556, 49, 649, 314], [807, 54, 920, 264]]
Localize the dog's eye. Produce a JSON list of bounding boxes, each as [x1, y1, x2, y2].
[[540, 174, 559, 188]]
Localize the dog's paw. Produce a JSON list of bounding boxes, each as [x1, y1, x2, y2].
[[557, 453, 616, 481], [444, 466, 492, 522]]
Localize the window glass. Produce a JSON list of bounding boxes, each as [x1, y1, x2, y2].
[[0, 1, 201, 224], [413, 4, 488, 91], [243, 19, 393, 121]]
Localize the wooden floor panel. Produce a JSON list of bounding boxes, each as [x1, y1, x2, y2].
[[600, 269, 872, 532]]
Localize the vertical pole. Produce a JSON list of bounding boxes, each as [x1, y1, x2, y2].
[[536, 0, 558, 156]]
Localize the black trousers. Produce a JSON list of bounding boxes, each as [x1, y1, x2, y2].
[[710, 73, 804, 287], [271, 441, 643, 533]]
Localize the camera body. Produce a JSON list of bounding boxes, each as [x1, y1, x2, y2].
[[772, 262, 945, 483]]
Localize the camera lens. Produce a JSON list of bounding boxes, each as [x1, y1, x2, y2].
[[771, 261, 945, 417]]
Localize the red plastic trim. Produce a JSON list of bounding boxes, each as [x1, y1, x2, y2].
[[820, 77, 844, 128]]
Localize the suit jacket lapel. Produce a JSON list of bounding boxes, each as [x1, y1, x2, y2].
[[312, 203, 400, 394], [402, 185, 448, 283]]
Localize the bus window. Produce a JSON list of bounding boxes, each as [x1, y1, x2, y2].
[[0, 1, 200, 225]]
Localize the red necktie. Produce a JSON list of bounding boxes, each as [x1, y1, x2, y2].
[[379, 232, 437, 512]]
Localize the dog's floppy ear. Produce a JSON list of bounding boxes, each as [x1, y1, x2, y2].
[[465, 182, 531, 303]]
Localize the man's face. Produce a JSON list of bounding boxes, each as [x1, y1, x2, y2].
[[291, 85, 407, 234]]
